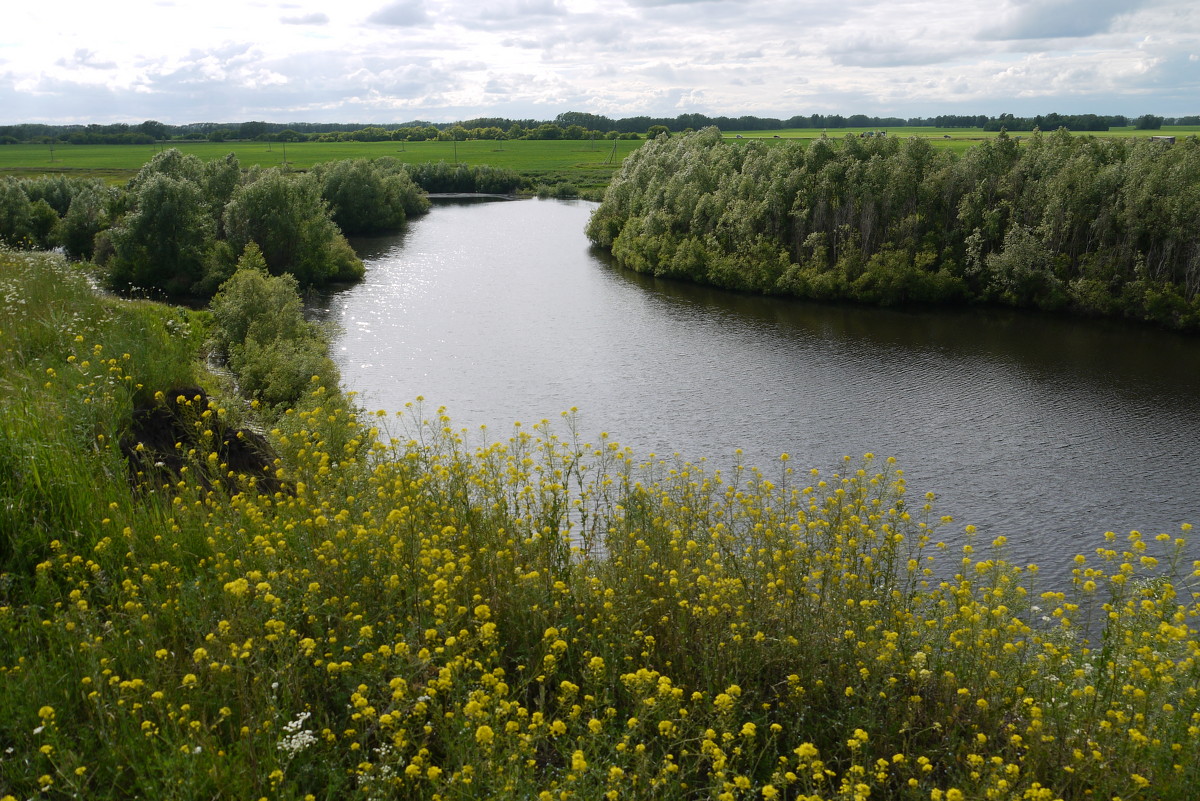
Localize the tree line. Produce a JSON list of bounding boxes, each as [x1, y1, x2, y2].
[[0, 151, 521, 299], [6, 110, 1197, 146], [587, 128, 1200, 330]]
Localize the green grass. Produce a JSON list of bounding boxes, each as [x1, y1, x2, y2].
[[3, 127, 1194, 185], [0, 139, 644, 189], [721, 126, 1200, 154]]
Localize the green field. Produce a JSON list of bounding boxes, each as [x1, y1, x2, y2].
[[2, 126, 1195, 183], [723, 125, 1200, 154], [0, 138, 644, 188]]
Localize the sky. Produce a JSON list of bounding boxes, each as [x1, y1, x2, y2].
[[1, 0, 1197, 125]]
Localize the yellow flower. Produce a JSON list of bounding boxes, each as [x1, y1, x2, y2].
[[475, 725, 495, 745], [794, 743, 819, 759]]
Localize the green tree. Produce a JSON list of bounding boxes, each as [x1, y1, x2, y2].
[[315, 159, 429, 236], [131, 148, 204, 188], [0, 179, 34, 247], [26, 199, 59, 250], [223, 170, 363, 286], [210, 243, 341, 406], [138, 120, 169, 140], [209, 244, 309, 353], [58, 185, 114, 260], [107, 174, 214, 296], [201, 153, 243, 237]]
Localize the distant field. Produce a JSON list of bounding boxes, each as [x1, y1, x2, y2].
[[0, 138, 644, 188], [1, 126, 1194, 182], [724, 125, 1200, 154]]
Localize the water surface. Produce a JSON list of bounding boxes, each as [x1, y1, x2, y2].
[[314, 198, 1200, 583]]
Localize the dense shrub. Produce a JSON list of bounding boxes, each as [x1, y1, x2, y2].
[[314, 158, 429, 235], [403, 160, 523, 194], [589, 128, 1200, 330], [106, 173, 215, 295], [223, 169, 363, 286], [209, 244, 341, 408]]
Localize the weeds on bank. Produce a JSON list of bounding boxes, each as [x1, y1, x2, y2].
[[1, 248, 1198, 800]]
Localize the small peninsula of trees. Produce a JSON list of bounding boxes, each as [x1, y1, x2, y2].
[[0, 151, 465, 299], [587, 127, 1200, 330]]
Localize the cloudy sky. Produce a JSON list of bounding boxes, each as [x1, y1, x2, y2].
[[2, 0, 1197, 125]]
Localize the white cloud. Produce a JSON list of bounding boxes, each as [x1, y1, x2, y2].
[[980, 0, 1151, 41], [1, 0, 1197, 124], [367, 0, 430, 26], [281, 12, 329, 25]]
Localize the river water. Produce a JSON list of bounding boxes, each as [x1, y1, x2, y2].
[[313, 197, 1200, 586]]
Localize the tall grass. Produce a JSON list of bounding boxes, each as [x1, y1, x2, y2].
[[1, 248, 1197, 800]]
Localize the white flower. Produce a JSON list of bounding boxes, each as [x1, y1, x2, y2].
[[278, 711, 316, 756]]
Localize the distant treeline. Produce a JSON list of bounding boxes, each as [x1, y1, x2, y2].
[[0, 151, 522, 299], [5, 111, 1198, 145], [587, 128, 1200, 331]]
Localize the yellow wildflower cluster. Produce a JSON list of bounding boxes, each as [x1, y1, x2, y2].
[[1, 249, 1199, 799]]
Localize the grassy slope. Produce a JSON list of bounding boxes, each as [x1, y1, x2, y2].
[[1, 247, 1198, 800]]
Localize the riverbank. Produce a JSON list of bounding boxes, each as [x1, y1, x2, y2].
[[2, 246, 1198, 799]]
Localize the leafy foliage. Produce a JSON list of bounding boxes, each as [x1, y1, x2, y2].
[[223, 169, 363, 286], [107, 173, 215, 296], [209, 244, 340, 408], [402, 160, 523, 194], [313, 158, 429, 236], [589, 128, 1200, 330]]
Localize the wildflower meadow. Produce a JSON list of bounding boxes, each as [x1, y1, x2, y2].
[[1, 247, 1197, 800]]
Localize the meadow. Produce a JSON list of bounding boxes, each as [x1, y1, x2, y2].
[[724, 126, 1200, 155], [2, 245, 1199, 800], [0, 138, 644, 191], [3, 127, 1195, 183]]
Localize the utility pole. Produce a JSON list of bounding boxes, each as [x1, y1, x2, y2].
[[605, 138, 619, 165]]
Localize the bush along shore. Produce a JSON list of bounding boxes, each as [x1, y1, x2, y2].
[[1, 245, 1199, 799], [0, 150, 529, 303], [587, 128, 1200, 331]]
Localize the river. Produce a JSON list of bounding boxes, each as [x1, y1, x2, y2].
[[312, 197, 1200, 587]]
